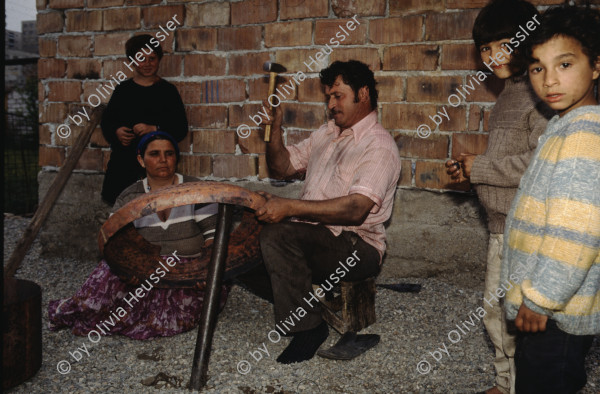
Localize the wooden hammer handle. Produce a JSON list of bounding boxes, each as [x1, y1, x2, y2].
[[264, 71, 277, 142]]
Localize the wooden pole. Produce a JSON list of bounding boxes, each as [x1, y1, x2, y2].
[[4, 105, 105, 278], [189, 203, 233, 390]]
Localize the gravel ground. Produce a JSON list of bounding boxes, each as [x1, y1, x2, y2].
[[4, 213, 599, 393]]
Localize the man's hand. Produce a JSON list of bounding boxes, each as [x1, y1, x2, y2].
[[261, 99, 283, 136], [132, 123, 157, 136], [255, 191, 292, 223], [116, 126, 135, 146], [515, 303, 548, 333]]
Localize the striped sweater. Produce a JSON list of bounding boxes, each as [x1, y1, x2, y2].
[[501, 105, 600, 335]]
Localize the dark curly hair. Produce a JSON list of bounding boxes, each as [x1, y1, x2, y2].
[[473, 0, 540, 49], [125, 34, 163, 60], [524, 5, 600, 68], [319, 60, 378, 110]]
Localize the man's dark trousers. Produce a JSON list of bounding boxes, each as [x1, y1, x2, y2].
[[260, 221, 380, 333]]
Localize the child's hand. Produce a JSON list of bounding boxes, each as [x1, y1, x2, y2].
[[445, 159, 469, 183], [515, 303, 548, 333], [456, 153, 477, 178]]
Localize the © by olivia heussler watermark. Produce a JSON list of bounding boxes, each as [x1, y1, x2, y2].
[[235, 250, 361, 375], [54, 14, 182, 139], [415, 13, 541, 138], [415, 257, 531, 375], [55, 251, 181, 375], [236, 15, 361, 139]]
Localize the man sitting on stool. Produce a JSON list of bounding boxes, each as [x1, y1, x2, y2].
[[256, 60, 401, 364]]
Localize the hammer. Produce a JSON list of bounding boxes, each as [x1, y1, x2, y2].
[[263, 61, 287, 142]]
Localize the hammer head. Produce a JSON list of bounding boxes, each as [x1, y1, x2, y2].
[[263, 61, 287, 73]]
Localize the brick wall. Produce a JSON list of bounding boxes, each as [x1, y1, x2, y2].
[[37, 0, 566, 191]]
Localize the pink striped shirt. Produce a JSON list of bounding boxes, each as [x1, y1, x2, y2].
[[287, 111, 401, 259]]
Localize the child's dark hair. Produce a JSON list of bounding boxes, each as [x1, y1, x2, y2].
[[320, 60, 378, 110], [473, 0, 540, 50], [125, 34, 163, 60], [524, 5, 600, 68]]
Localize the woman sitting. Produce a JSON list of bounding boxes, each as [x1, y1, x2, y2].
[[49, 132, 225, 340]]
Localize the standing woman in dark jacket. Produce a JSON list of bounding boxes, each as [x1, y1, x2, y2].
[[101, 34, 188, 205]]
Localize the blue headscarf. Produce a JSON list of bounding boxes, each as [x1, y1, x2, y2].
[[136, 131, 180, 161]]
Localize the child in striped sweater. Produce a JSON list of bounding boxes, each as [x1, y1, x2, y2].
[[500, 5, 600, 393]]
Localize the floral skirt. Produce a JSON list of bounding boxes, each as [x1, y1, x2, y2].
[[48, 258, 229, 340]]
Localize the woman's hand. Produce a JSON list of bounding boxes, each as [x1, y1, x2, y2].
[[116, 126, 135, 146], [133, 123, 158, 136]]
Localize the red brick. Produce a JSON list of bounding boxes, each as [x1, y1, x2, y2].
[[185, 2, 229, 26], [381, 103, 438, 130], [282, 103, 326, 129], [103, 150, 111, 172], [176, 28, 217, 51], [175, 80, 246, 104], [178, 155, 211, 177], [415, 161, 469, 191], [286, 129, 311, 146], [102, 59, 134, 79], [377, 75, 404, 102], [73, 148, 103, 171], [229, 104, 263, 128], [48, 0, 83, 9], [217, 26, 261, 51], [38, 38, 57, 57], [231, 0, 277, 25], [58, 35, 92, 57], [37, 12, 64, 34], [82, 82, 112, 105], [142, 31, 175, 54], [90, 126, 110, 147], [192, 130, 236, 153], [390, 0, 444, 15], [258, 154, 269, 179], [94, 33, 129, 56], [330, 48, 381, 71], [438, 106, 467, 132], [370, 16, 423, 44], [183, 54, 226, 76], [281, 0, 328, 20], [67, 59, 102, 79], [48, 81, 82, 102], [465, 75, 505, 103], [237, 129, 266, 154], [446, 0, 488, 8], [65, 10, 103, 32], [426, 10, 479, 41], [40, 103, 68, 122], [265, 21, 312, 48], [187, 106, 228, 128], [406, 76, 463, 103], [298, 78, 325, 103], [275, 49, 323, 74], [315, 18, 367, 45], [40, 124, 52, 145], [39, 146, 66, 167], [383, 45, 438, 71], [394, 133, 448, 159], [331, 0, 386, 17], [142, 5, 184, 28], [229, 52, 270, 76], [213, 155, 257, 178], [126, 0, 161, 5], [248, 77, 271, 101], [157, 54, 182, 77], [468, 105, 482, 131], [483, 107, 491, 132], [531, 0, 565, 4], [442, 44, 479, 70], [38, 82, 45, 102], [38, 58, 66, 79], [177, 131, 192, 154], [398, 159, 412, 186], [103, 8, 141, 31], [451, 133, 489, 158], [37, 0, 47, 10], [88, 0, 123, 7]]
